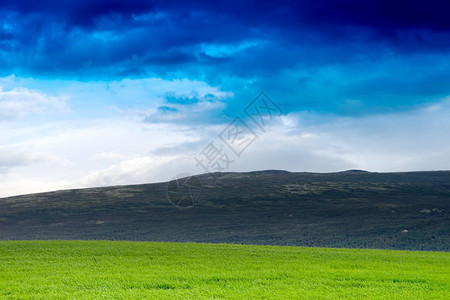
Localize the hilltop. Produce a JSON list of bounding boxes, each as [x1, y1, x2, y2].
[[1, 170, 449, 250]]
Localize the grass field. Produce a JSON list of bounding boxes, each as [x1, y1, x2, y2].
[[0, 241, 449, 299]]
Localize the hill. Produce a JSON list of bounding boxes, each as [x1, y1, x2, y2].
[[1, 170, 449, 250]]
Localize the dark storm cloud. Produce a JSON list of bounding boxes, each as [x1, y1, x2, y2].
[[299, 0, 450, 32], [0, 0, 450, 73], [4, 0, 450, 30], [1, 0, 449, 115], [2, 0, 449, 77], [0, 0, 156, 27]]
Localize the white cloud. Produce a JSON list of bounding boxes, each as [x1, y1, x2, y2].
[[0, 86, 68, 120], [1, 75, 449, 198], [0, 147, 47, 171], [0, 116, 201, 197], [0, 76, 236, 197], [77, 155, 174, 187], [93, 152, 126, 161]]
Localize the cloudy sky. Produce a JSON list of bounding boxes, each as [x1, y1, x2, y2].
[[1, 0, 450, 197]]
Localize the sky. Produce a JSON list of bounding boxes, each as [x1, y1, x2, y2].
[[1, 0, 450, 197]]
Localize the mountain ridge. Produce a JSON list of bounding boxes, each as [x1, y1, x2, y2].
[[1, 170, 449, 251]]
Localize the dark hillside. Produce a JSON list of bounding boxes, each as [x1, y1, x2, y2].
[[1, 170, 449, 251]]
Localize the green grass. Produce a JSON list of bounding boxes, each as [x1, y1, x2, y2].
[[0, 241, 449, 299]]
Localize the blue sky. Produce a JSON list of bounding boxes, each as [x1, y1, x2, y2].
[[1, 0, 450, 196]]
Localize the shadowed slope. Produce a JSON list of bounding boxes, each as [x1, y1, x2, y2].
[[1, 170, 449, 250]]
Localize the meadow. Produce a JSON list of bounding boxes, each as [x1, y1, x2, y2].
[[0, 241, 448, 299]]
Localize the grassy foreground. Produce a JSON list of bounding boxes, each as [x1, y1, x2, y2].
[[0, 241, 448, 299]]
